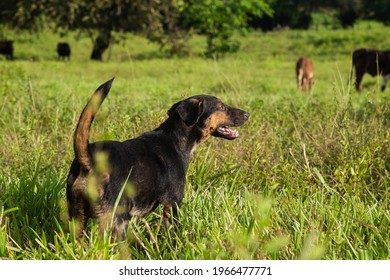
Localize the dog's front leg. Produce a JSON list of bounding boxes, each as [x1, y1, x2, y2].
[[163, 203, 178, 228]]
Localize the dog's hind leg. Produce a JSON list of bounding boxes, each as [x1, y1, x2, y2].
[[68, 198, 89, 240]]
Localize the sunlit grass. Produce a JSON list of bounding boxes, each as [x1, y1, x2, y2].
[[0, 23, 389, 260]]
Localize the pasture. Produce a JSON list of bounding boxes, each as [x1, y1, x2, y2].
[[0, 21, 389, 260]]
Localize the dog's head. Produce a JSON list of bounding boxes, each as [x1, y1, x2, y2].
[[168, 95, 249, 144]]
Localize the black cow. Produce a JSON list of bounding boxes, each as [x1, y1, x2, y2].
[[57, 42, 71, 60], [0, 40, 14, 60], [351, 48, 390, 91]]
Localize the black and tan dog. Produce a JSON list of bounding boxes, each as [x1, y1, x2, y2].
[[67, 78, 249, 237]]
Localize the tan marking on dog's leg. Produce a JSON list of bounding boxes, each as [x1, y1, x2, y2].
[[69, 212, 87, 240], [163, 204, 173, 228], [163, 203, 179, 228], [67, 185, 90, 240]]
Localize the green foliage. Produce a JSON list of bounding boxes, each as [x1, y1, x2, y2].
[[0, 24, 389, 260], [0, 0, 192, 58], [182, 0, 272, 58], [2, 0, 389, 59], [43, 0, 155, 59], [0, 0, 45, 30]]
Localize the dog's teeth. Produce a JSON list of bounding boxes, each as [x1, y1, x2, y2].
[[218, 127, 239, 137]]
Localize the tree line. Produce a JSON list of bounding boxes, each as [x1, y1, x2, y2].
[[0, 0, 388, 60], [254, 0, 389, 30]]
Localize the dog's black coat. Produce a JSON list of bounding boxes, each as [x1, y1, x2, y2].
[[67, 79, 249, 237]]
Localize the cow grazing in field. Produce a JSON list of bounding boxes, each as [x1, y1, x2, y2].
[[57, 42, 71, 60], [0, 40, 14, 60], [296, 57, 314, 92], [351, 48, 390, 91]]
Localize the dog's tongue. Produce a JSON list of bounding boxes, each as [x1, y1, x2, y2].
[[218, 126, 239, 138]]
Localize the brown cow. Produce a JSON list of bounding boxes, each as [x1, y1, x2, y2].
[[296, 57, 314, 92], [351, 48, 390, 91], [0, 40, 14, 60], [57, 42, 71, 60]]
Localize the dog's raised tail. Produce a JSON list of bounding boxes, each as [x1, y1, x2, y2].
[[74, 78, 114, 172]]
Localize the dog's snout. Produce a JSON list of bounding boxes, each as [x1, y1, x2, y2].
[[232, 110, 250, 126]]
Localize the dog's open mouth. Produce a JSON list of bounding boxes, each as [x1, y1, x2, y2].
[[213, 126, 240, 140]]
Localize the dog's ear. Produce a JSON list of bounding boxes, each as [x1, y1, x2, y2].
[[168, 98, 204, 126]]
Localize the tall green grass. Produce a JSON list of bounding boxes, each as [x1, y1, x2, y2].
[[0, 22, 389, 259]]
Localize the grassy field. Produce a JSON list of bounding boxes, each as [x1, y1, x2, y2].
[[0, 21, 389, 260]]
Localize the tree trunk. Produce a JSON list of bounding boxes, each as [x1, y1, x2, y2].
[[90, 31, 111, 61]]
